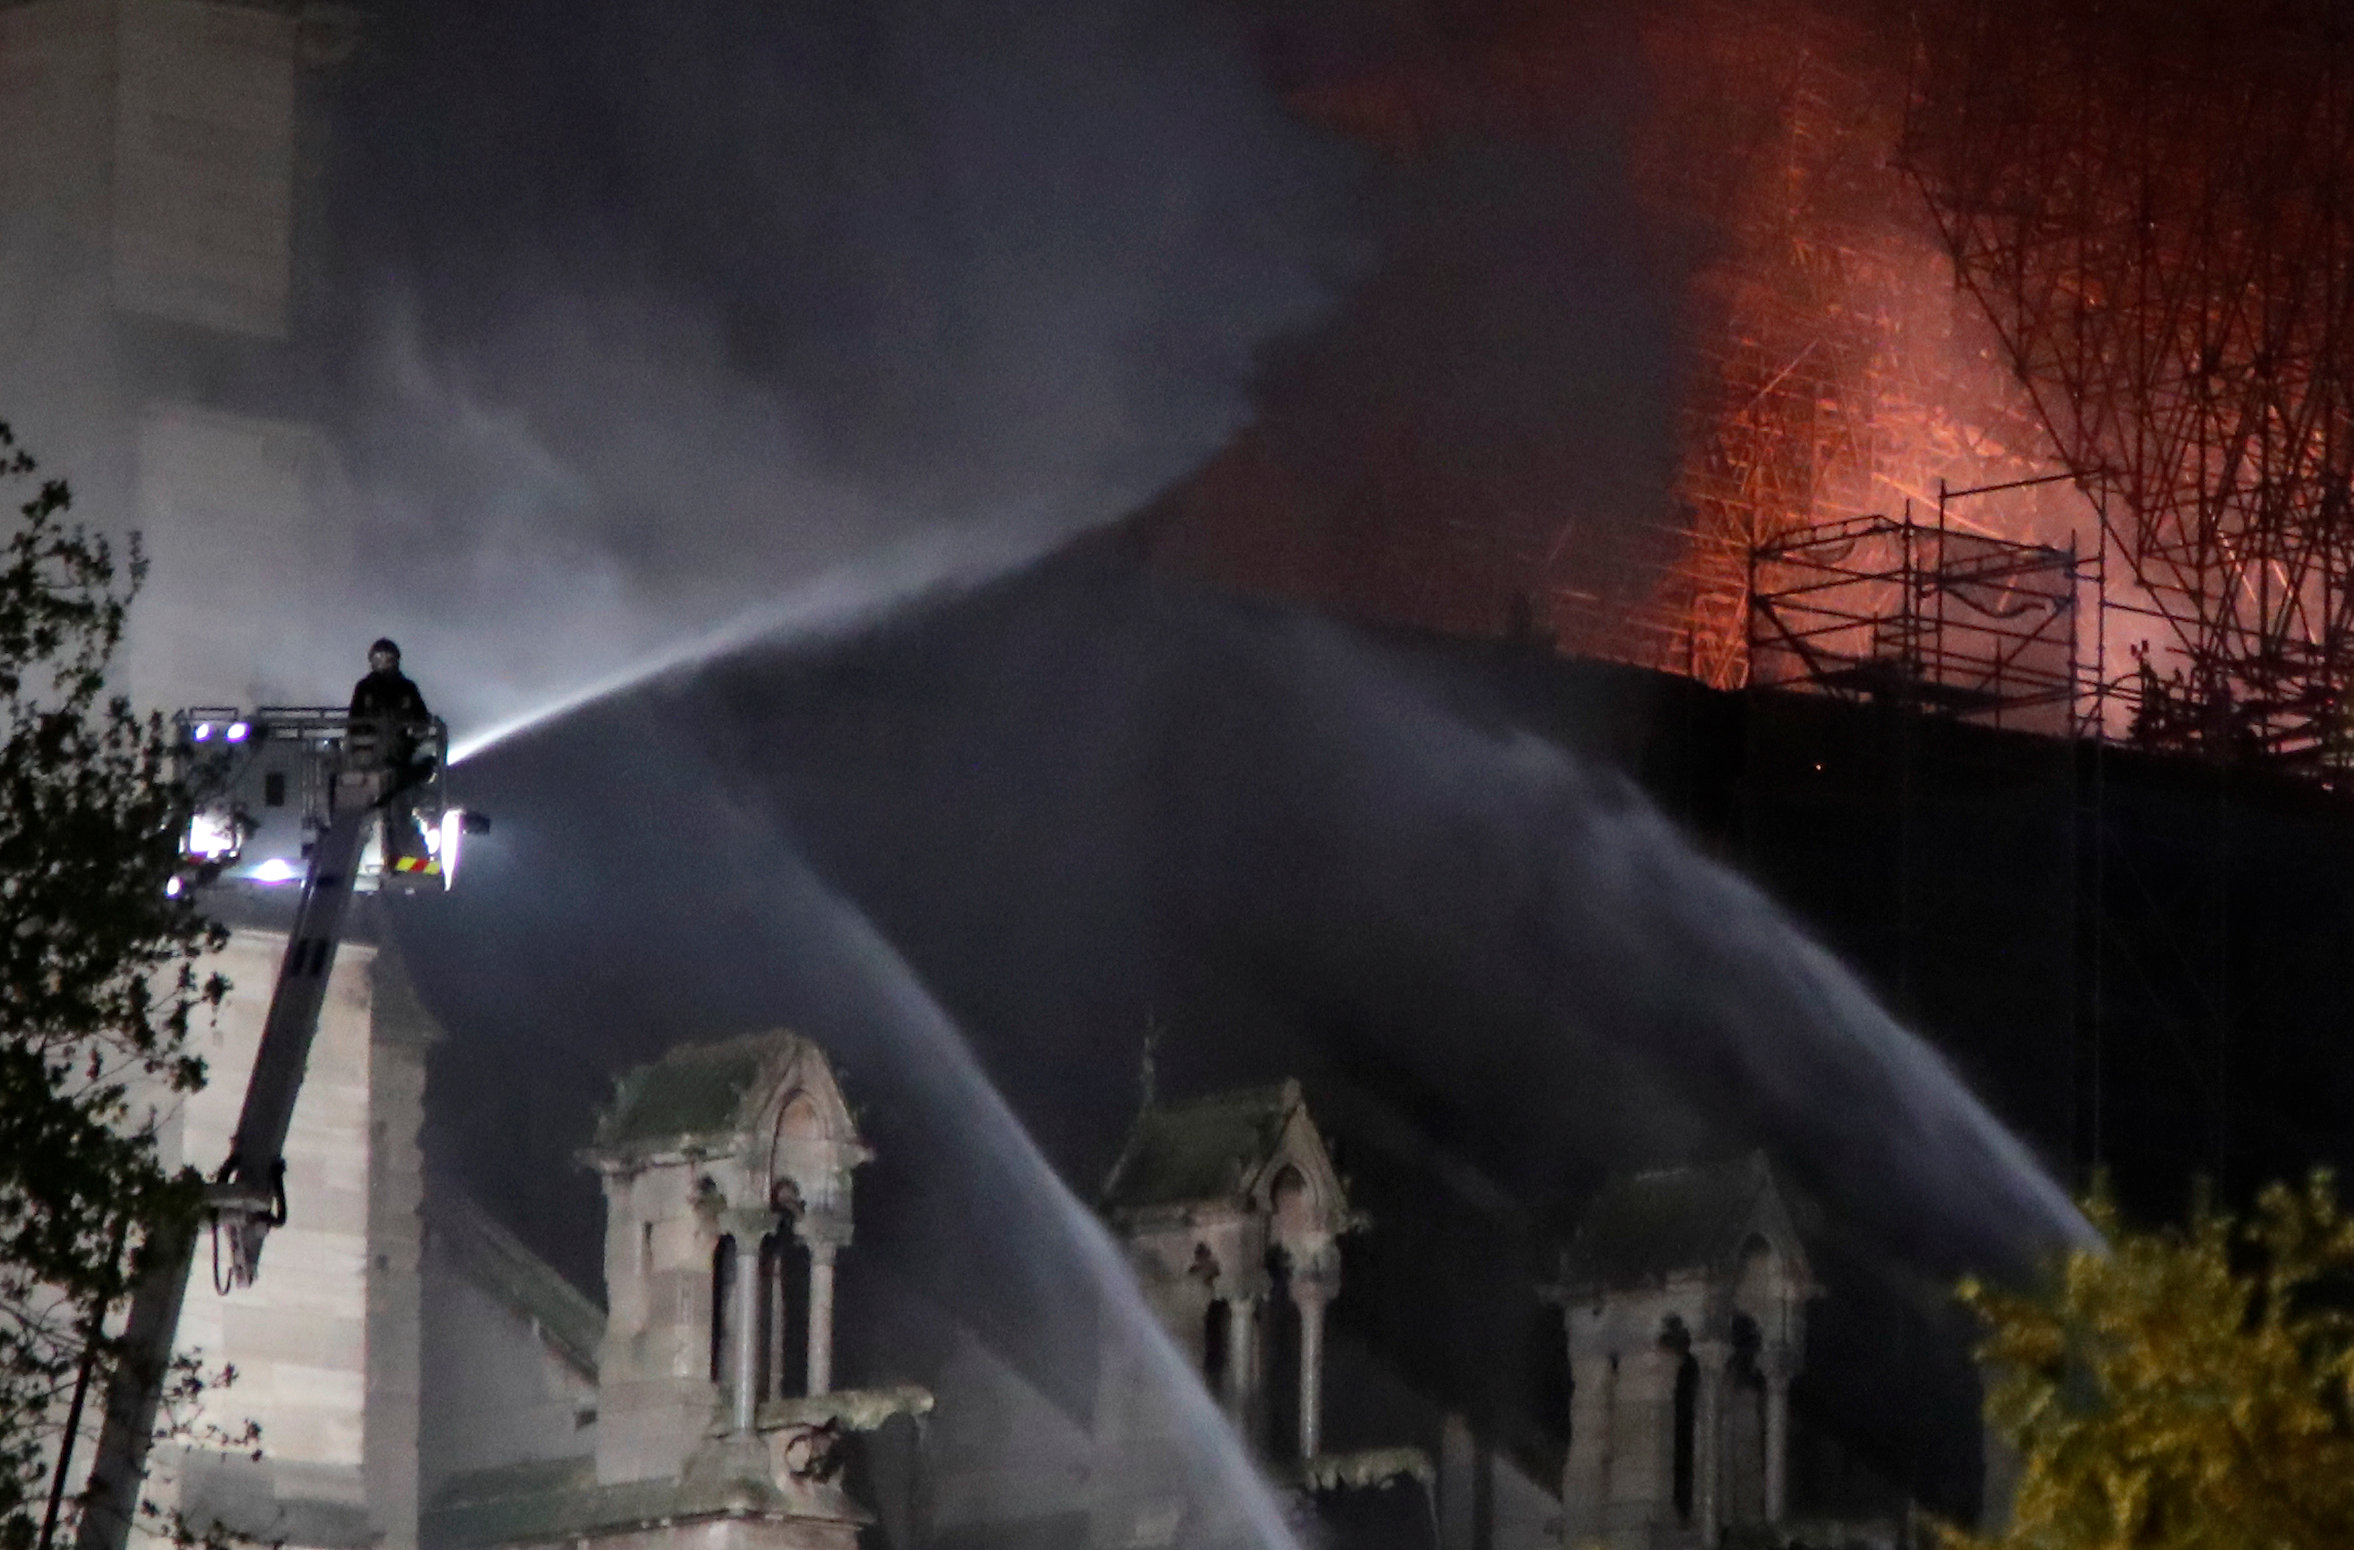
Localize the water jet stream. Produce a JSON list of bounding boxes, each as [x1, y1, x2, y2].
[[756, 829, 1305, 1550], [1294, 630, 2101, 1260], [449, 515, 1076, 767]]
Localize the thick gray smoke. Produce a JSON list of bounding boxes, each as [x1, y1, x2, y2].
[[0, 0, 1359, 728], [310, 0, 1358, 732]]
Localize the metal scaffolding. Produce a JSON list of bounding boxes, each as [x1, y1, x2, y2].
[[1749, 475, 2088, 733], [1902, 0, 2354, 779]]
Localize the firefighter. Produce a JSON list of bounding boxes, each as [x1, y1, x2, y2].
[[349, 638, 431, 865]]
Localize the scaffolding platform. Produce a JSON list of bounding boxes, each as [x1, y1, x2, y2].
[[1749, 490, 2085, 734]]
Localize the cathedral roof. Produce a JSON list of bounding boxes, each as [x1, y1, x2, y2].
[[432, 1189, 602, 1379], [1100, 1080, 1304, 1211], [1560, 1152, 1806, 1293]]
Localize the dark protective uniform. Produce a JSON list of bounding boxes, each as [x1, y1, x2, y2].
[[348, 667, 429, 731], [348, 667, 432, 863]]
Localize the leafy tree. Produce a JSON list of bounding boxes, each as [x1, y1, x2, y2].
[[1953, 1174, 2354, 1550], [0, 424, 227, 1549]]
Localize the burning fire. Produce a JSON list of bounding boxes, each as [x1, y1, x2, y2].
[[1149, 0, 2081, 687]]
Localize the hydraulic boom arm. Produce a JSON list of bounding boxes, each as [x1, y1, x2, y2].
[[74, 803, 371, 1550]]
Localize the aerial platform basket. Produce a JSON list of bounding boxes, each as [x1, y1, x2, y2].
[[172, 704, 468, 893]]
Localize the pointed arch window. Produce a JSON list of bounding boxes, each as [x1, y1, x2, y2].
[[1204, 1297, 1232, 1391], [1666, 1317, 1698, 1524]]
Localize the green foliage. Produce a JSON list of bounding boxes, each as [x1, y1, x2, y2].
[[0, 424, 227, 1548], [1953, 1174, 2354, 1550]]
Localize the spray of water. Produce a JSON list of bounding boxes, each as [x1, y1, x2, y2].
[[449, 513, 1079, 766], [754, 823, 1304, 1550], [453, 557, 2094, 1278], [414, 549, 2103, 1527], [664, 577, 2098, 1268], [1287, 628, 2099, 1257]]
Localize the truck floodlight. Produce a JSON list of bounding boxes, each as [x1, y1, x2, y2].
[[192, 722, 213, 742], [438, 808, 465, 883], [184, 812, 240, 862], [226, 722, 249, 742]]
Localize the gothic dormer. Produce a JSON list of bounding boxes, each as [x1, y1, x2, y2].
[[1101, 1079, 1357, 1460], [1550, 1153, 1817, 1550], [582, 1031, 873, 1489]]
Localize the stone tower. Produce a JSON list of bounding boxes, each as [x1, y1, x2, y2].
[[1099, 1079, 1357, 1462], [1550, 1155, 1814, 1550], [527, 1029, 924, 1550], [417, 1030, 930, 1550], [586, 1031, 873, 1489]]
